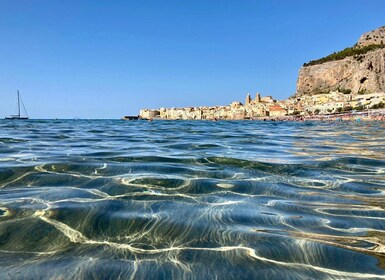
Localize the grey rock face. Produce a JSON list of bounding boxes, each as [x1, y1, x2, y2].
[[357, 26, 385, 47], [296, 26, 385, 96]]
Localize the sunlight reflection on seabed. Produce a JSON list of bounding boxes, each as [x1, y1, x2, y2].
[[0, 120, 385, 279]]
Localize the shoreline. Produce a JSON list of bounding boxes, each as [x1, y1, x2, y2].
[[258, 109, 385, 122], [138, 109, 385, 122]]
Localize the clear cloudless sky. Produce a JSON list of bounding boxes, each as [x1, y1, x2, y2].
[[0, 0, 384, 119]]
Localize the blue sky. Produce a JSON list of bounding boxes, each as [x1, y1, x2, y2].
[[0, 1, 384, 119]]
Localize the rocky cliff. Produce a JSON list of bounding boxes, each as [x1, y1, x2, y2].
[[296, 27, 385, 96], [358, 26, 385, 47]]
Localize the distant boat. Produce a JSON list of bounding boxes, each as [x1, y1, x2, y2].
[[5, 90, 29, 120], [122, 115, 141, 120]]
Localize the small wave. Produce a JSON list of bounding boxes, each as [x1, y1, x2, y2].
[[1, 120, 385, 278]]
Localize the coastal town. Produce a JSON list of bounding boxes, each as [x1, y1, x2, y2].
[[138, 91, 385, 120], [137, 26, 385, 121]]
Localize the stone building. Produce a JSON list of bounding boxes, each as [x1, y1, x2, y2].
[[139, 93, 288, 120], [267, 105, 287, 117], [139, 109, 160, 119]]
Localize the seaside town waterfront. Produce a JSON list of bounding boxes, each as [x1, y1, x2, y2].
[[136, 26, 385, 122], [138, 91, 385, 121]]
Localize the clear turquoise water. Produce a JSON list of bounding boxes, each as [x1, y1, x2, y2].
[[1, 119, 385, 279]]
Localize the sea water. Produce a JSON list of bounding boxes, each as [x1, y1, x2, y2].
[[0, 119, 385, 279]]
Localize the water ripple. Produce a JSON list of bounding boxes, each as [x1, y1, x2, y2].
[[0, 120, 385, 279]]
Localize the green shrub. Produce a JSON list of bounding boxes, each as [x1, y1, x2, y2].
[[303, 44, 385, 67], [342, 106, 353, 112], [358, 89, 368, 95], [354, 105, 365, 111], [337, 87, 352, 94], [370, 102, 385, 109], [288, 111, 300, 116]]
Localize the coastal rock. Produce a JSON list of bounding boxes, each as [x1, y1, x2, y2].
[[357, 26, 385, 47], [296, 27, 385, 96]]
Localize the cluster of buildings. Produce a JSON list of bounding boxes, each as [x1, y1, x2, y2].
[[287, 91, 385, 115], [140, 93, 287, 120], [138, 91, 385, 120], [136, 27, 385, 121]]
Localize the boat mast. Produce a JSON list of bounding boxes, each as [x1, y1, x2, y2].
[[17, 90, 20, 117]]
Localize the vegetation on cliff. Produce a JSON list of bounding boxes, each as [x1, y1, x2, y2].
[[303, 44, 385, 67]]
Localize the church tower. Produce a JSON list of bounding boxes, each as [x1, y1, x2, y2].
[[255, 92, 261, 103], [245, 93, 252, 105]]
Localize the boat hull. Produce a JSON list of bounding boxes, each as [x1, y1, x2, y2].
[[5, 117, 29, 120]]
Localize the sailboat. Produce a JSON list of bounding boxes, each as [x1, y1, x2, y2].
[[5, 90, 29, 119]]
